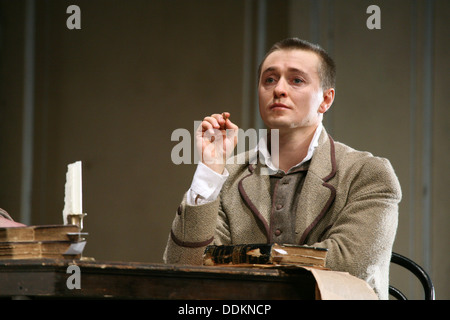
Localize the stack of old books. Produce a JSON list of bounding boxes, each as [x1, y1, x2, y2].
[[203, 243, 328, 268], [0, 225, 87, 260]]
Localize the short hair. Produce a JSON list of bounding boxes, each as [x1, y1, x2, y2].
[[258, 38, 336, 90]]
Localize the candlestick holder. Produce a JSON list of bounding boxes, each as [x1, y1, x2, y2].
[[66, 213, 87, 231]]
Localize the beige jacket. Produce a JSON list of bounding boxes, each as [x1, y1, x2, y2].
[[164, 128, 402, 299]]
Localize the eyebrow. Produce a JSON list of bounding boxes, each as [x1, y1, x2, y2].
[[261, 66, 310, 79]]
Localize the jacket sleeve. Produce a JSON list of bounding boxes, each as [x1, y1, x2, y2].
[[163, 193, 231, 265], [311, 156, 402, 299]]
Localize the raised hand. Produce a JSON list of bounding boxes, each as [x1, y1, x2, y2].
[[195, 112, 238, 174]]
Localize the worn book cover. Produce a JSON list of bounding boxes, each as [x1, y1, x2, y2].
[[0, 225, 80, 242], [203, 243, 328, 267], [0, 224, 86, 260]]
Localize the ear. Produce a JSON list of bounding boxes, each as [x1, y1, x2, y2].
[[318, 88, 335, 114]]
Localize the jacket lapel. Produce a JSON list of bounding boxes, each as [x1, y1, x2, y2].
[[238, 164, 272, 242], [297, 130, 337, 244]]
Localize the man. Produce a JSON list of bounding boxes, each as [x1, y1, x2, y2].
[[163, 38, 401, 299]]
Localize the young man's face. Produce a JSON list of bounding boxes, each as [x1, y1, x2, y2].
[[258, 49, 334, 132]]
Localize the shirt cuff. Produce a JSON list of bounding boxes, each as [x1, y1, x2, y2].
[[187, 162, 229, 205]]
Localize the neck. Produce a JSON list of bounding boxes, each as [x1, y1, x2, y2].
[[269, 124, 319, 172]]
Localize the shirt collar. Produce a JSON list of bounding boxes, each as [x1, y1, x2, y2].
[[256, 122, 323, 174]]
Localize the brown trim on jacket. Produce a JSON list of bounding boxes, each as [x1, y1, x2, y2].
[[170, 229, 214, 248], [299, 135, 337, 244], [238, 164, 271, 243], [268, 177, 280, 244]]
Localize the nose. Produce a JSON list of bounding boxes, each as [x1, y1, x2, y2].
[[273, 78, 288, 98]]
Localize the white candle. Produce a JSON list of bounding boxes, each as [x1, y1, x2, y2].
[[63, 161, 83, 224], [71, 161, 83, 214]]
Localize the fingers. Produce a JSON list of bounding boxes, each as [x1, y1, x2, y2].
[[221, 112, 239, 131], [194, 112, 239, 173], [204, 114, 224, 130], [200, 112, 237, 132], [196, 112, 238, 149], [222, 112, 230, 122]]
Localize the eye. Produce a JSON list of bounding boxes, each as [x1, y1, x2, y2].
[[292, 78, 304, 84], [264, 77, 275, 84]]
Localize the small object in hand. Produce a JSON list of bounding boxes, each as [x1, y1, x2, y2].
[[222, 113, 229, 122]]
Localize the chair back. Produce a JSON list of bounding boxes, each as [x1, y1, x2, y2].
[[389, 252, 435, 300]]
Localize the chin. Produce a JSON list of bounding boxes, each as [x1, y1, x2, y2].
[[264, 119, 293, 130], [262, 110, 302, 127]]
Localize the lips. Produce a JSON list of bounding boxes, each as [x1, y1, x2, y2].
[[269, 102, 291, 110]]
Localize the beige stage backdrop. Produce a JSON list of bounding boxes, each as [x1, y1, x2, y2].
[[0, 0, 448, 299]]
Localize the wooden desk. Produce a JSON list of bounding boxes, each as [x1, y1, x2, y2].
[[0, 259, 317, 299]]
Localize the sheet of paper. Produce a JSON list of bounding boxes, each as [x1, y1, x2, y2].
[[303, 267, 379, 300]]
